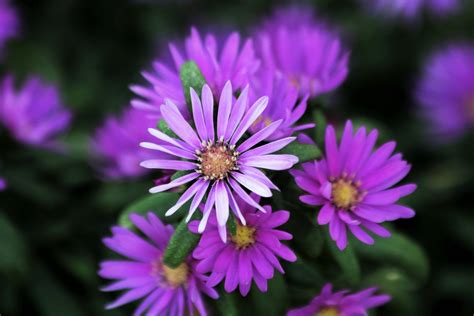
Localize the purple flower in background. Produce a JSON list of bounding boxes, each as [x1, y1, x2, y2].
[[363, 0, 458, 18], [287, 283, 390, 316], [0, 0, 19, 56], [292, 121, 416, 250], [92, 108, 169, 179], [249, 70, 313, 140], [416, 43, 474, 140], [254, 6, 349, 98], [191, 195, 296, 296], [0, 75, 71, 149], [140, 81, 298, 241], [0, 177, 6, 191], [99, 212, 218, 315], [131, 27, 260, 116]]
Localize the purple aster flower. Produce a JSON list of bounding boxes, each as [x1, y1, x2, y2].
[[92, 108, 170, 179], [292, 120, 416, 250], [287, 283, 390, 316], [191, 194, 296, 296], [139, 81, 298, 241], [0, 75, 71, 149], [416, 43, 474, 140], [254, 6, 349, 98], [131, 27, 260, 116], [0, 177, 6, 191], [98, 212, 218, 315], [248, 69, 313, 140], [0, 0, 19, 56], [363, 0, 458, 18]]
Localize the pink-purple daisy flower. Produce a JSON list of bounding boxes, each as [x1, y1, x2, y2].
[[0, 0, 19, 56], [0, 75, 71, 149], [249, 70, 313, 140], [139, 81, 298, 241], [131, 27, 260, 116], [92, 108, 168, 179], [99, 212, 218, 315], [416, 43, 474, 140], [254, 6, 349, 98], [191, 194, 296, 296], [287, 283, 390, 316], [292, 120, 416, 250]]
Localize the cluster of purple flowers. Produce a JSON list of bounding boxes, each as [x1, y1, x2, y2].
[[363, 0, 459, 18], [0, 2, 73, 189], [95, 5, 426, 315]]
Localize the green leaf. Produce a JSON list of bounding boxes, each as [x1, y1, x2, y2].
[[325, 229, 361, 286], [0, 214, 28, 274], [354, 232, 429, 285], [158, 119, 178, 138], [250, 272, 288, 316], [180, 61, 207, 108], [313, 109, 327, 146], [227, 214, 237, 236], [362, 267, 418, 316], [277, 142, 321, 163], [171, 170, 190, 181], [163, 212, 202, 268], [215, 291, 239, 316], [119, 192, 181, 228]]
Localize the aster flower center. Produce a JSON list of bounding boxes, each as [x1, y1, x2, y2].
[[331, 178, 362, 210], [196, 142, 238, 180], [231, 223, 256, 249], [316, 307, 340, 316], [161, 262, 189, 288]]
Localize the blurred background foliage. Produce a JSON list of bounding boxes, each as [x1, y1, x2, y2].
[[0, 0, 473, 315]]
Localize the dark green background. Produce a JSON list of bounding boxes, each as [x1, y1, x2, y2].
[[0, 0, 473, 315]]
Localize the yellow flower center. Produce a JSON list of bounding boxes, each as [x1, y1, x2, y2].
[[316, 307, 340, 316], [161, 262, 189, 288], [231, 223, 256, 249], [197, 143, 238, 180], [331, 178, 360, 209]]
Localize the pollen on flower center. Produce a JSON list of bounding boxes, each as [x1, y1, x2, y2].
[[161, 262, 189, 288], [331, 178, 362, 210], [196, 142, 238, 180], [316, 307, 340, 316], [231, 223, 256, 249]]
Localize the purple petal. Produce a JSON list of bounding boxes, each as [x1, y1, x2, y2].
[[231, 172, 272, 197], [217, 81, 233, 139], [230, 96, 269, 144], [237, 119, 283, 152], [318, 203, 335, 225], [165, 179, 205, 216], [105, 284, 156, 309], [240, 137, 296, 158], [348, 225, 374, 245], [140, 142, 195, 159], [140, 159, 196, 171], [190, 87, 208, 142], [225, 85, 249, 141], [201, 85, 215, 142], [228, 178, 266, 213], [240, 154, 298, 170], [160, 99, 201, 148], [215, 181, 230, 233], [149, 172, 199, 194]]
